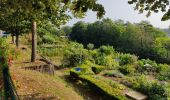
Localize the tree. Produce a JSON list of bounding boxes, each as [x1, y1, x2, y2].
[[0, 0, 105, 62], [0, 11, 30, 48], [61, 26, 72, 36], [128, 0, 170, 21]]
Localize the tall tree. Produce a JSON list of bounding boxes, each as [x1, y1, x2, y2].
[[0, 0, 105, 62]]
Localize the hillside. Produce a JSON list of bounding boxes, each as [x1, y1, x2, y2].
[[0, 30, 170, 99]]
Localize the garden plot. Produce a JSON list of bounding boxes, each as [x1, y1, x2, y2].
[[70, 66, 169, 100], [36, 38, 170, 99]]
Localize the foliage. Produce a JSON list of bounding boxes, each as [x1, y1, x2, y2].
[[61, 42, 90, 67], [152, 37, 170, 63], [60, 26, 72, 36], [156, 64, 170, 81], [128, 0, 169, 21], [78, 75, 127, 100], [127, 75, 169, 100], [70, 65, 94, 78], [119, 54, 138, 66], [0, 39, 9, 67], [136, 59, 170, 76], [87, 43, 94, 50], [41, 34, 56, 44], [98, 46, 115, 56], [104, 70, 124, 78], [69, 19, 168, 63], [39, 47, 62, 57], [0, 38, 9, 98], [119, 64, 136, 75], [91, 65, 105, 74]]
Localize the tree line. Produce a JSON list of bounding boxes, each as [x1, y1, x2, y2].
[[65, 19, 170, 64], [1, 0, 170, 63]]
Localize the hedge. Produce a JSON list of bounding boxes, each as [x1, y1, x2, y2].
[[70, 65, 94, 78], [91, 65, 105, 74], [79, 75, 127, 100]]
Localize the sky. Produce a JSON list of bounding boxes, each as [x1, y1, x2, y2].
[[66, 0, 170, 29]]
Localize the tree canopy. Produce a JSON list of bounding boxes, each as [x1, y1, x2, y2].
[[0, 0, 105, 62], [128, 0, 170, 20], [69, 19, 169, 63]]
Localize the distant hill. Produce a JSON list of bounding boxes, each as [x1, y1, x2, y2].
[[162, 28, 170, 37]]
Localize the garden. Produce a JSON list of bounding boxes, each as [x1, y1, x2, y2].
[[65, 44, 170, 100], [37, 33, 170, 99]]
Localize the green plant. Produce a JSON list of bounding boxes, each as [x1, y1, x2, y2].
[[92, 65, 105, 74], [119, 64, 136, 75], [98, 46, 115, 56], [119, 54, 137, 66], [127, 75, 169, 100], [70, 63, 94, 78], [42, 34, 56, 44], [62, 43, 90, 67], [104, 70, 124, 78], [87, 43, 94, 50], [137, 59, 158, 74], [79, 75, 127, 100]]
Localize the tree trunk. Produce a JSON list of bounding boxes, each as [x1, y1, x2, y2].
[[12, 35, 15, 44], [31, 21, 37, 62], [15, 34, 19, 48]]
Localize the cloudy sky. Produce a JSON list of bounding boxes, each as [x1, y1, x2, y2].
[[66, 0, 170, 28]]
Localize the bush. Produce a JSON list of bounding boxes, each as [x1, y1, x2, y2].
[[137, 59, 158, 74], [62, 43, 90, 67], [127, 75, 169, 100], [156, 66, 170, 81], [98, 46, 115, 56], [119, 64, 136, 75], [94, 55, 119, 69], [87, 43, 94, 50], [156, 64, 169, 73], [119, 54, 137, 66]]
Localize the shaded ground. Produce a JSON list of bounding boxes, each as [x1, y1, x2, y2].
[[55, 70, 104, 100]]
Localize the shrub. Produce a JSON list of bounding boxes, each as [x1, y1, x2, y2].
[[156, 64, 169, 73], [118, 64, 136, 75], [137, 59, 158, 74], [119, 54, 137, 66], [62, 43, 90, 67], [98, 46, 115, 56], [127, 75, 169, 100], [87, 43, 94, 50], [93, 54, 119, 69], [156, 66, 170, 81]]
